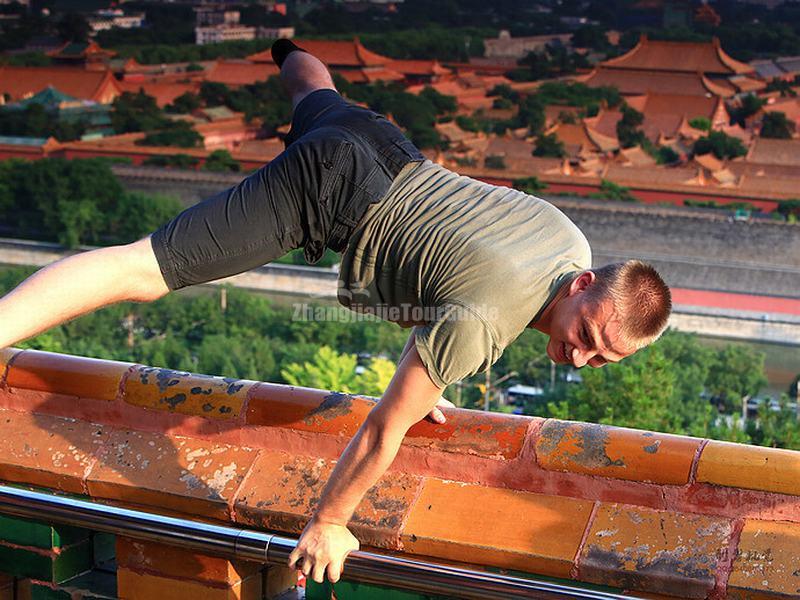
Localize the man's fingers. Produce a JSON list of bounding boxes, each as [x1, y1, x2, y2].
[[436, 397, 455, 408], [287, 549, 301, 569], [429, 407, 446, 423], [301, 556, 313, 578], [327, 561, 342, 584], [312, 560, 327, 584]]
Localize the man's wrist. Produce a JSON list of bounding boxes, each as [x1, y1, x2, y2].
[[313, 511, 350, 528]]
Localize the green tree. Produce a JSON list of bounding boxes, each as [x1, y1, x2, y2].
[[112, 91, 167, 134], [694, 131, 747, 160], [729, 94, 766, 127], [688, 117, 711, 132], [281, 345, 395, 396], [706, 345, 768, 414], [656, 146, 680, 165], [137, 121, 203, 148], [590, 180, 637, 202], [166, 92, 201, 115], [512, 176, 547, 194], [533, 133, 567, 158], [57, 12, 89, 43], [203, 149, 240, 172], [616, 104, 646, 149], [760, 112, 793, 139]]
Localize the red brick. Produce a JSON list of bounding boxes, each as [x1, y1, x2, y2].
[[87, 429, 257, 520], [117, 567, 261, 600], [123, 365, 255, 420], [0, 347, 23, 383], [697, 441, 800, 496], [233, 449, 422, 550], [0, 408, 104, 493], [727, 519, 800, 599], [578, 504, 733, 598], [245, 384, 374, 437], [116, 537, 259, 585], [6, 350, 132, 402], [405, 410, 531, 460], [246, 383, 530, 459], [401, 478, 593, 577], [535, 420, 700, 485]]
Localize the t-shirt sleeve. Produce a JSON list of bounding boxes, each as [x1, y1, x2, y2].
[[413, 303, 499, 389]]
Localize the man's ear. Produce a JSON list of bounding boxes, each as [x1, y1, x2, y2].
[[568, 270, 596, 296]]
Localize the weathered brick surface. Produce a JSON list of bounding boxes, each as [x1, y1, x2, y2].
[[697, 441, 800, 496], [245, 384, 375, 437], [535, 420, 700, 485], [116, 537, 260, 585], [6, 351, 131, 402], [87, 429, 257, 520], [0, 409, 103, 493], [404, 411, 531, 460], [234, 449, 422, 550], [727, 519, 800, 599], [117, 567, 262, 600], [578, 504, 733, 598], [123, 365, 255, 420], [0, 347, 22, 381], [401, 479, 593, 578], [247, 383, 529, 459]]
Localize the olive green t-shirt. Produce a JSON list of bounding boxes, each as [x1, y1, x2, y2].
[[338, 160, 591, 389]]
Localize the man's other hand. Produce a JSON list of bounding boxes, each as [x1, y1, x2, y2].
[[289, 518, 360, 583], [427, 397, 455, 424]]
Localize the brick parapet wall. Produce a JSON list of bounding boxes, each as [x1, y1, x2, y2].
[[0, 348, 797, 599]]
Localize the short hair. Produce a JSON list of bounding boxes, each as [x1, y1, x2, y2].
[[585, 260, 672, 349]]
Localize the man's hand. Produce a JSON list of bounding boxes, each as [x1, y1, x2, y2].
[[289, 518, 359, 584], [427, 397, 455, 423]]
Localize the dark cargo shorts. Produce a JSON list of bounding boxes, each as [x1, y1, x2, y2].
[[150, 88, 424, 291]]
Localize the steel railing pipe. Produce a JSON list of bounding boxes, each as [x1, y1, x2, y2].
[[0, 485, 639, 600]]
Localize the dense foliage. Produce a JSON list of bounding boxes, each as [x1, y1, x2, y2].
[[0, 158, 182, 247]]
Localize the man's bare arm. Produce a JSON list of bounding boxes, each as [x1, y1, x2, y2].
[[0, 236, 169, 348], [288, 343, 444, 584]]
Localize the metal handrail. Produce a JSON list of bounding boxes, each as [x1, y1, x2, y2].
[[0, 485, 641, 600]]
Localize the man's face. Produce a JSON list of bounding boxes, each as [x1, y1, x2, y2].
[[544, 286, 636, 369]]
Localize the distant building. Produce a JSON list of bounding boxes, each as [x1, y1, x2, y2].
[[0, 66, 121, 105], [47, 41, 116, 71], [248, 38, 405, 84], [484, 31, 573, 60], [88, 9, 145, 34], [579, 35, 763, 97], [196, 25, 256, 45]]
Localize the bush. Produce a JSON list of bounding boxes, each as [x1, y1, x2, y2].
[[203, 149, 240, 172], [484, 155, 506, 170], [694, 131, 747, 160]]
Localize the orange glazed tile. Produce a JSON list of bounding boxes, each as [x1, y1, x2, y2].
[[405, 411, 531, 460], [245, 384, 375, 436], [87, 429, 257, 520], [123, 365, 255, 420], [0, 347, 23, 381], [727, 519, 800, 599], [696, 441, 800, 496], [578, 504, 733, 598], [116, 537, 260, 585], [6, 350, 132, 402], [247, 383, 530, 459], [401, 479, 593, 578], [234, 449, 422, 550], [0, 409, 104, 493], [117, 567, 261, 600], [535, 420, 700, 485]]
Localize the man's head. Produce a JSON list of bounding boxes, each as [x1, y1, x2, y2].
[[537, 260, 671, 368]]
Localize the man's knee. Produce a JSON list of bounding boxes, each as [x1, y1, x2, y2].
[[122, 236, 171, 302]]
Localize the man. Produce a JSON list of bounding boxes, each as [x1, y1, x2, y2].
[[0, 41, 671, 585]]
